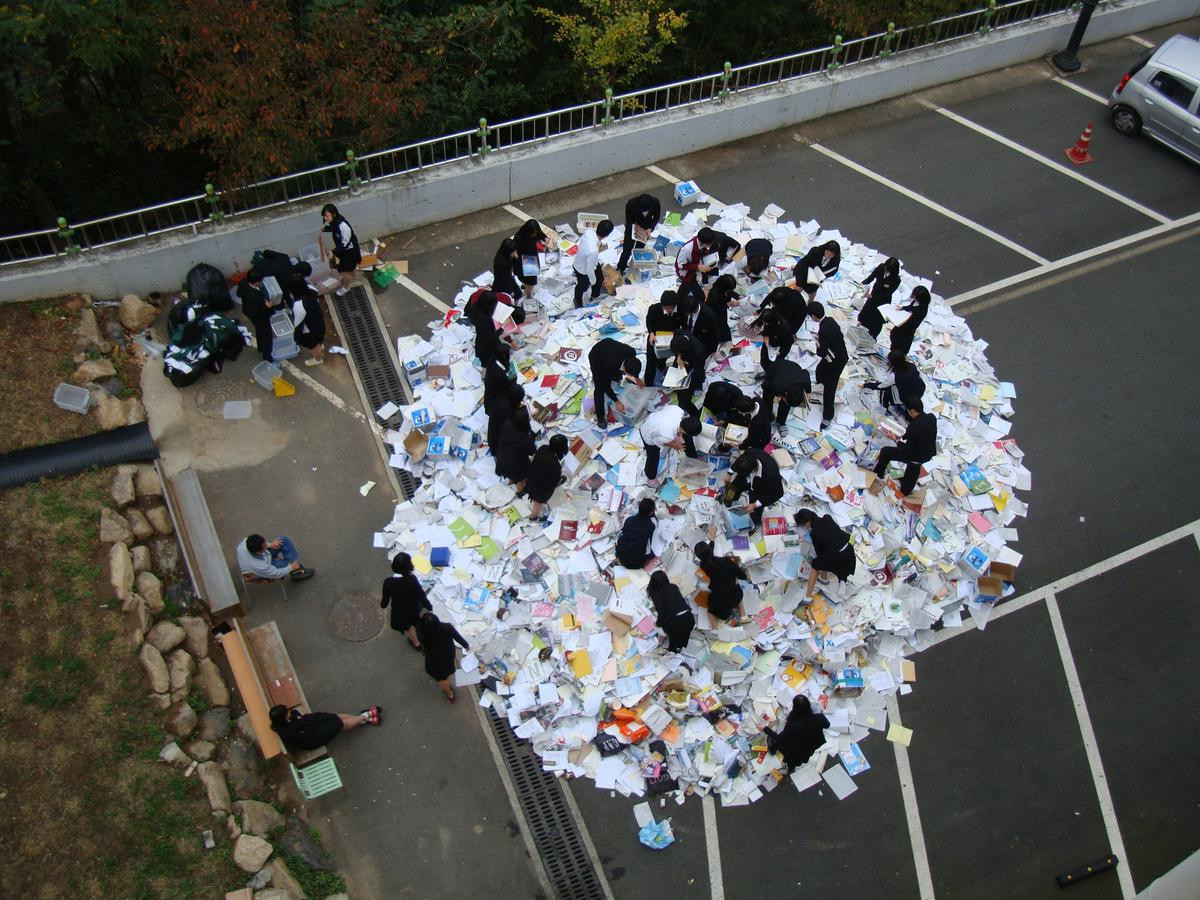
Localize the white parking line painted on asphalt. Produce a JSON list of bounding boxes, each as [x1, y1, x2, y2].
[[280, 360, 366, 422], [946, 211, 1200, 306], [1127, 34, 1156, 49], [394, 272, 452, 313], [1045, 592, 1137, 899], [502, 203, 528, 222], [702, 794, 726, 900], [1052, 77, 1109, 105], [929, 517, 1200, 647], [919, 99, 1171, 224], [645, 164, 684, 185], [809, 143, 1051, 264], [885, 695, 936, 900]]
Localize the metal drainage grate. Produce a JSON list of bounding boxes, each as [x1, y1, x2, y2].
[[333, 286, 419, 500], [486, 708, 606, 899]]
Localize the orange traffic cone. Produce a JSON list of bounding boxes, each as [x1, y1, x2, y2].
[[1064, 124, 1094, 165]]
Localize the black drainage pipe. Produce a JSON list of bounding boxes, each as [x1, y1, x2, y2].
[[0, 422, 159, 490]]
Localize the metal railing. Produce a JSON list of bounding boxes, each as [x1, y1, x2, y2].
[[1, 0, 1083, 269]]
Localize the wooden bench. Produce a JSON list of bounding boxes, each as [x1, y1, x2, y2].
[[213, 617, 325, 763], [161, 466, 243, 620]]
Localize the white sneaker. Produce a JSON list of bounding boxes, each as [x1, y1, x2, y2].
[[335, 287, 349, 297], [304, 357, 324, 367]]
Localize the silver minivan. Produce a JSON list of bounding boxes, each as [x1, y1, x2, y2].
[[1108, 34, 1200, 165]]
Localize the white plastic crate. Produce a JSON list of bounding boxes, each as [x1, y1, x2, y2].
[[53, 383, 91, 414], [251, 361, 282, 390]]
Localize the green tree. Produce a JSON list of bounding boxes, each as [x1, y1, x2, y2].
[[805, 0, 973, 37], [537, 0, 687, 93]]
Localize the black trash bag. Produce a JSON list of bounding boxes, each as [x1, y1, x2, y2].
[[185, 263, 233, 312]]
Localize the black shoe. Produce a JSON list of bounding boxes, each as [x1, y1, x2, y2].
[[290, 566, 316, 581]]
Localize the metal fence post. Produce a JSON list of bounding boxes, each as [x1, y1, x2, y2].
[[344, 150, 362, 190], [56, 217, 81, 255], [979, 0, 997, 34], [204, 184, 224, 223], [719, 62, 732, 101], [603, 88, 614, 126], [881, 22, 897, 57], [1051, 0, 1099, 73], [827, 36, 843, 71], [476, 118, 491, 157]]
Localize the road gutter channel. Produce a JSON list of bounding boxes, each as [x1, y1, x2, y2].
[[331, 276, 611, 899]]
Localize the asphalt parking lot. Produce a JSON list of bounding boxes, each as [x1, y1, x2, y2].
[[211, 18, 1200, 899]]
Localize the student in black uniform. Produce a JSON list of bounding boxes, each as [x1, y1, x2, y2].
[[669, 332, 709, 414], [727, 448, 785, 529], [588, 338, 643, 428], [486, 382, 525, 453], [677, 287, 722, 355], [513, 218, 549, 301], [865, 351, 925, 416], [794, 508, 856, 598], [270, 704, 380, 751], [237, 269, 280, 362], [483, 344, 515, 410], [615, 497, 658, 569], [809, 301, 847, 429], [415, 610, 470, 703], [616, 193, 663, 274], [492, 238, 522, 298], [380, 552, 432, 650], [319, 204, 361, 295], [644, 290, 680, 386], [858, 257, 901, 339], [525, 435, 569, 521], [705, 274, 738, 344], [495, 406, 536, 488], [648, 571, 696, 652], [744, 396, 774, 450], [752, 308, 795, 379], [707, 229, 742, 270], [764, 696, 830, 772], [693, 538, 747, 621], [284, 274, 326, 367], [703, 382, 751, 423], [741, 237, 773, 281], [889, 286, 931, 358], [794, 240, 840, 299], [872, 396, 937, 496], [762, 358, 811, 437], [468, 290, 506, 366], [761, 286, 808, 335]]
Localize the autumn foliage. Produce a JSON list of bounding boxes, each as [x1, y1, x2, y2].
[[150, 0, 427, 188]]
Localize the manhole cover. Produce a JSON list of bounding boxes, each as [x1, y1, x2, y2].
[[328, 591, 385, 642], [194, 380, 253, 419]]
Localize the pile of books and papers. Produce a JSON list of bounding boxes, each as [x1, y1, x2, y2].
[[372, 200, 1030, 807]]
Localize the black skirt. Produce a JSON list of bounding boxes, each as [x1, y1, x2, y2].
[[425, 646, 457, 682], [813, 545, 856, 581]]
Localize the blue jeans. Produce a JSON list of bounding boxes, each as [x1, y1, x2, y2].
[[270, 535, 299, 568]]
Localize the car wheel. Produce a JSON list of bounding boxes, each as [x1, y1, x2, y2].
[[1111, 105, 1142, 136]]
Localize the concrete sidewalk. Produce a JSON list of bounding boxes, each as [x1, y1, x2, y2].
[[143, 329, 544, 898]]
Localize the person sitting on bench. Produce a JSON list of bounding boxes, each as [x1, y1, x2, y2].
[[237, 534, 316, 582], [269, 704, 380, 751]]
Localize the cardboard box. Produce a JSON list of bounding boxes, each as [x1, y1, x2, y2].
[[987, 561, 1017, 583], [977, 575, 1004, 603], [674, 180, 703, 205]]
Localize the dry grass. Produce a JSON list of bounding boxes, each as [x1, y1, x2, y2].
[[0, 298, 241, 898]]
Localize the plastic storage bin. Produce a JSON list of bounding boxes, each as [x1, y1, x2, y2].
[[272, 337, 300, 361], [53, 383, 91, 414], [270, 311, 294, 338], [298, 243, 320, 262], [251, 361, 282, 390]]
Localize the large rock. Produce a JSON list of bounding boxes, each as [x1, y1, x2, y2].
[[179, 615, 208, 658], [134, 465, 163, 498], [131, 544, 151, 573], [234, 800, 285, 837], [196, 707, 231, 742], [280, 816, 328, 870], [148, 691, 170, 710], [221, 738, 267, 799], [100, 508, 134, 544], [265, 858, 305, 899], [185, 739, 215, 762], [70, 357, 117, 385], [123, 397, 147, 424], [126, 597, 151, 645], [195, 657, 229, 707], [154, 539, 182, 578], [110, 470, 135, 507], [74, 308, 110, 354], [146, 621, 186, 653], [236, 713, 257, 743], [167, 648, 195, 700], [232, 834, 273, 873], [126, 508, 154, 541], [146, 505, 173, 535], [136, 572, 164, 614], [94, 393, 127, 430], [197, 761, 232, 813], [119, 293, 158, 332], [109, 542, 134, 600], [138, 642, 170, 693], [253, 889, 294, 900], [158, 741, 191, 767], [163, 700, 198, 738]]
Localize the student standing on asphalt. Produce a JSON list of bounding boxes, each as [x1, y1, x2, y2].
[[416, 610, 470, 703], [318, 204, 360, 296], [616, 193, 662, 275], [380, 552, 431, 650], [573, 219, 614, 308]]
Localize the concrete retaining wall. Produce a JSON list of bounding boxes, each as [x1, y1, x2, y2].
[[3, 0, 1195, 303]]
